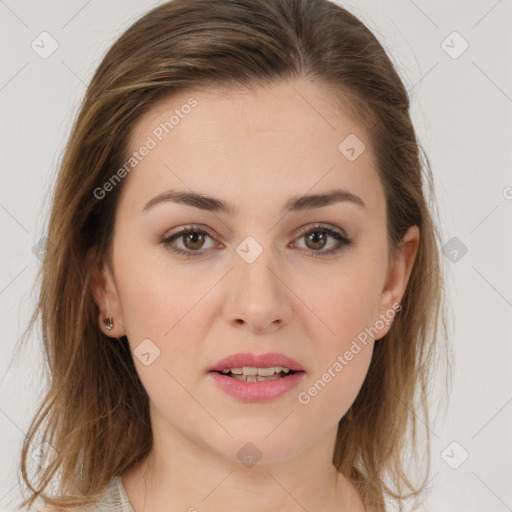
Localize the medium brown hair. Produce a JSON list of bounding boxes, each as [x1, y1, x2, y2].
[[15, 0, 451, 510]]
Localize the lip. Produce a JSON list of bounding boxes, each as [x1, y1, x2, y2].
[[209, 351, 305, 373], [209, 371, 305, 402]]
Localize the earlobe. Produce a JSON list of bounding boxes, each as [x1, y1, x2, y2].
[[88, 250, 125, 338]]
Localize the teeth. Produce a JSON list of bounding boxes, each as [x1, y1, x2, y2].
[[231, 374, 282, 382], [220, 366, 291, 376]]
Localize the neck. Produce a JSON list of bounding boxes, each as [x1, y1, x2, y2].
[[121, 414, 356, 511]]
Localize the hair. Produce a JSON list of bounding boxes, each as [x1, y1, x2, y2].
[[14, 0, 452, 510]]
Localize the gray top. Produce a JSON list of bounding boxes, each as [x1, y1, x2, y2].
[[28, 476, 136, 512], [94, 476, 135, 512]]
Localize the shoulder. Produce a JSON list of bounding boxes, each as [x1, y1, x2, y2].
[[29, 496, 112, 511], [30, 503, 109, 512], [28, 477, 120, 512], [29, 506, 76, 512], [29, 506, 63, 512]]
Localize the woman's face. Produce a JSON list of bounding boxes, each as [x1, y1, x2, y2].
[[92, 78, 418, 465]]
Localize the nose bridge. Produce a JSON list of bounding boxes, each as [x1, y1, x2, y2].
[[224, 233, 292, 331], [234, 233, 282, 298]]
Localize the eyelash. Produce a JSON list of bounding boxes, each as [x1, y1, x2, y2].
[[161, 224, 353, 259]]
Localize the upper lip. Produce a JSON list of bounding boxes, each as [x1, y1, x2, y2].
[[210, 352, 305, 372]]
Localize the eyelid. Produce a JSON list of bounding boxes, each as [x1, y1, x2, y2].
[[294, 223, 348, 240], [164, 223, 216, 239]]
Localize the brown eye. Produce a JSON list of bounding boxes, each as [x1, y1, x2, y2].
[[162, 226, 218, 258], [182, 231, 206, 251], [293, 225, 353, 258], [304, 231, 328, 251]]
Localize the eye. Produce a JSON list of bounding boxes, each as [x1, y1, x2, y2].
[[292, 224, 353, 258], [161, 225, 220, 258]]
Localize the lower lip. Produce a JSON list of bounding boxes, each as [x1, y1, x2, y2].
[[208, 371, 305, 402]]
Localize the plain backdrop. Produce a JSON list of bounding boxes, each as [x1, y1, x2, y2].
[[1, 1, 511, 511]]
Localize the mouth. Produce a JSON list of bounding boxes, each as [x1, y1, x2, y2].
[[208, 352, 306, 402], [212, 366, 301, 382]]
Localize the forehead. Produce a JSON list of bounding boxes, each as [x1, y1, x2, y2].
[[118, 79, 384, 218]]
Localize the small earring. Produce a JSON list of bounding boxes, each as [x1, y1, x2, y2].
[[103, 317, 114, 331]]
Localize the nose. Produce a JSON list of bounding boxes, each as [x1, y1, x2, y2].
[[223, 242, 293, 334]]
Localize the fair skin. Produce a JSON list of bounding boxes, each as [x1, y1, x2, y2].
[[90, 78, 419, 512]]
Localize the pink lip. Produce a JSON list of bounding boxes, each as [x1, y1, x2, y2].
[[209, 371, 305, 402], [209, 352, 305, 373]]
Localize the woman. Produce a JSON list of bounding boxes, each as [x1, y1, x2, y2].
[[19, 0, 450, 510]]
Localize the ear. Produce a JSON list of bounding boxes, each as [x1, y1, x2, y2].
[[374, 225, 420, 340], [88, 248, 126, 338]]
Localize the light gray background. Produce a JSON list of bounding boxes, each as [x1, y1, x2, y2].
[[1, 1, 511, 511]]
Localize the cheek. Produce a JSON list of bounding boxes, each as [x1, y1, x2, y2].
[[113, 239, 216, 340], [303, 255, 385, 350], [112, 247, 227, 402], [297, 330, 375, 427], [295, 251, 384, 412]]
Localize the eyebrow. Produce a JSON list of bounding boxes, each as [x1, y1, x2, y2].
[[142, 188, 366, 215]]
